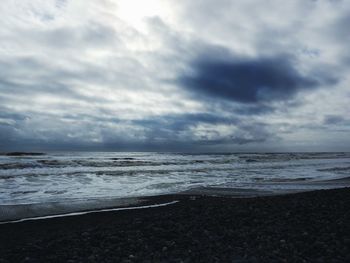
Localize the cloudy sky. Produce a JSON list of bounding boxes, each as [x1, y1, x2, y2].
[[0, 0, 350, 152]]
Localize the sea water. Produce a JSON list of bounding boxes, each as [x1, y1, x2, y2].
[[0, 152, 350, 205]]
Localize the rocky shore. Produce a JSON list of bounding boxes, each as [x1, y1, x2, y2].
[[1, 188, 350, 262]]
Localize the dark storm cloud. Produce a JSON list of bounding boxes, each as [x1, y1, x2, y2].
[[179, 54, 334, 104]]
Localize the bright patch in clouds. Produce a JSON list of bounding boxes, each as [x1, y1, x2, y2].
[[116, 0, 168, 30]]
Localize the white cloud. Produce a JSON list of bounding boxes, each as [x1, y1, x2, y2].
[[0, 0, 349, 151]]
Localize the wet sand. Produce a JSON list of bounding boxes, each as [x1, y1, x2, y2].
[[0, 187, 350, 262], [0, 187, 279, 222]]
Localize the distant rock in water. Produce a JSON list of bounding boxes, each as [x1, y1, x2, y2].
[[245, 159, 258, 163], [5, 152, 45, 156], [110, 157, 135, 160]]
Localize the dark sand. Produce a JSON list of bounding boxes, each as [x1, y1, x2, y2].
[[0, 188, 350, 262]]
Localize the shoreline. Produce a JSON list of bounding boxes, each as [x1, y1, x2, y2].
[[1, 187, 349, 262], [1, 181, 348, 223]]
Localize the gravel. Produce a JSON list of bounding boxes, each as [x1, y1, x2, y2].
[[0, 188, 349, 262]]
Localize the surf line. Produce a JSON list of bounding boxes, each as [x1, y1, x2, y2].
[[0, 200, 179, 225]]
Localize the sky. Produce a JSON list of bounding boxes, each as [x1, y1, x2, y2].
[[0, 0, 350, 152]]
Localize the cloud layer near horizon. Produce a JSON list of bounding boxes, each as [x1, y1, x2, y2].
[[0, 0, 350, 151]]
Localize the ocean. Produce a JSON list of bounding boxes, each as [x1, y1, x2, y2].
[[1, 152, 350, 206]]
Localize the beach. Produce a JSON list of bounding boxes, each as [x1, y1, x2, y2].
[[1, 187, 349, 262], [2, 0, 350, 261]]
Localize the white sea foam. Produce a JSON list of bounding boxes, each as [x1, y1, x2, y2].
[[0, 200, 179, 224]]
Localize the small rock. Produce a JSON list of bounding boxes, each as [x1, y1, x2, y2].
[[23, 257, 31, 262], [82, 232, 90, 237]]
